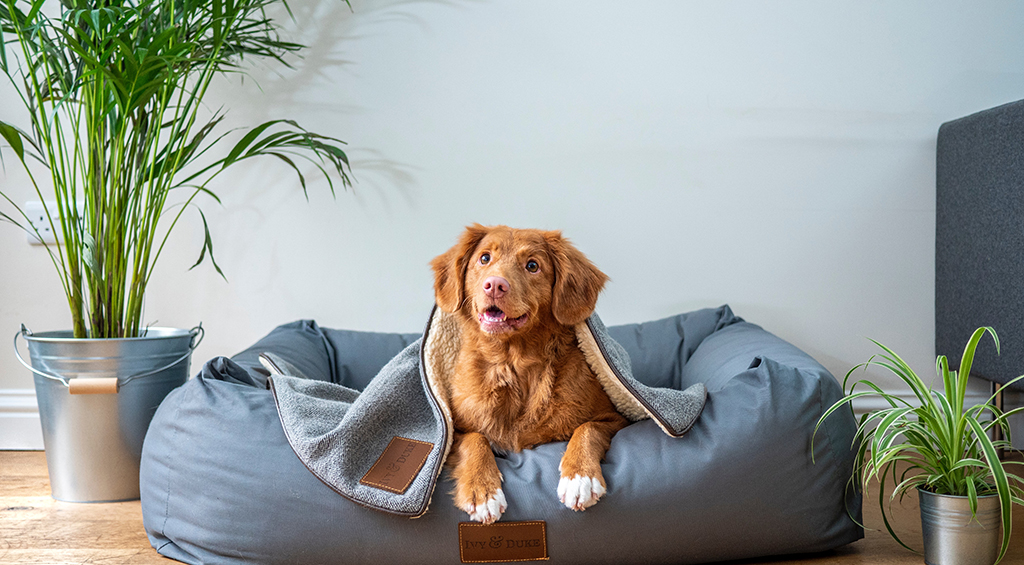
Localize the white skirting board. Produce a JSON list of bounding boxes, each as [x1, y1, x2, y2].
[[0, 389, 44, 450]]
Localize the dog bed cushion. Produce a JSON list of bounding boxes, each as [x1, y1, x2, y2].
[[140, 305, 862, 564]]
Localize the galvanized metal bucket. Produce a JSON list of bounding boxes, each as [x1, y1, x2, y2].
[[14, 325, 202, 502], [920, 488, 1001, 565]]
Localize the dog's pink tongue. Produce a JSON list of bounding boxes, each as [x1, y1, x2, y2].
[[483, 308, 506, 322]]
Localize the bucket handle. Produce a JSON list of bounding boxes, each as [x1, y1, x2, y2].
[[13, 324, 204, 393]]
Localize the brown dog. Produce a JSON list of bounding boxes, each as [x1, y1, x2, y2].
[[430, 224, 629, 523]]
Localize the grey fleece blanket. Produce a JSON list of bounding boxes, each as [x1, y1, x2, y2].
[[266, 306, 707, 517]]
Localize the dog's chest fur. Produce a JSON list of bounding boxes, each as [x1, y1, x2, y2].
[[449, 325, 615, 452]]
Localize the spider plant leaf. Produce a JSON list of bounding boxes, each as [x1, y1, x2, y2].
[[900, 429, 941, 464], [873, 453, 919, 481], [891, 474, 926, 502], [927, 395, 956, 450], [842, 359, 875, 391], [956, 327, 998, 414], [982, 406, 1024, 434], [878, 463, 918, 554], [980, 375, 1024, 410], [937, 355, 955, 413], [948, 458, 988, 472], [967, 478, 979, 516], [867, 343, 936, 407], [867, 339, 917, 375], [965, 417, 1011, 564], [815, 396, 889, 460], [873, 361, 934, 410], [871, 407, 914, 453], [853, 413, 880, 445], [850, 379, 910, 407]]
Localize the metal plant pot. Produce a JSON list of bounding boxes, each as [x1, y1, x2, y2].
[[15, 325, 202, 502], [919, 488, 1001, 565]]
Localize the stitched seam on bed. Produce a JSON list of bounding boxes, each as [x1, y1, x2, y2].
[[815, 370, 852, 530], [160, 376, 188, 542], [817, 374, 843, 481]]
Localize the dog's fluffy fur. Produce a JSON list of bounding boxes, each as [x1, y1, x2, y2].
[[430, 224, 628, 524]]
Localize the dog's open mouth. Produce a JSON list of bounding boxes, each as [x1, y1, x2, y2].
[[478, 306, 529, 333]]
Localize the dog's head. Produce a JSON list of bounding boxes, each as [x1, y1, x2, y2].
[[430, 224, 608, 336]]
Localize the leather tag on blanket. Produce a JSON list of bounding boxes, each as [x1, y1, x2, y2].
[[359, 437, 433, 494], [458, 521, 549, 563]]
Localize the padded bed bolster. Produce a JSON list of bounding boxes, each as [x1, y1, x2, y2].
[[141, 305, 862, 564]]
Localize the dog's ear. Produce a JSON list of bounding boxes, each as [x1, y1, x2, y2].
[[544, 231, 608, 326], [430, 224, 490, 313]]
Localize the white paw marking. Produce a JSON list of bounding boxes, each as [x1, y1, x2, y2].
[[463, 488, 507, 524], [557, 474, 606, 511]]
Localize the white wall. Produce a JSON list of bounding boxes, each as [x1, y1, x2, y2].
[[3, 0, 1023, 447]]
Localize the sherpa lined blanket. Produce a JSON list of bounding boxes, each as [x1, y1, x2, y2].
[[265, 306, 707, 518]]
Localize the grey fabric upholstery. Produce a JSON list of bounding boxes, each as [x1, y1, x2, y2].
[[936, 98, 1024, 388], [140, 305, 862, 564]]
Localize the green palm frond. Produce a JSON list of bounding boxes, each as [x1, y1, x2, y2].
[[0, 0, 352, 338]]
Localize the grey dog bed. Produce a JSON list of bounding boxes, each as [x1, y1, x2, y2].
[[140, 305, 862, 564]]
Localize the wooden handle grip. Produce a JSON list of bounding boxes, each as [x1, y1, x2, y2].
[[68, 377, 119, 395]]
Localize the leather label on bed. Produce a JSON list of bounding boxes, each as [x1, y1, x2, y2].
[[359, 436, 433, 494], [458, 521, 548, 563]]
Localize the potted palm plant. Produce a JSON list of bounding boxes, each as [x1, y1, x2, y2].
[[818, 327, 1024, 565], [0, 0, 351, 501]]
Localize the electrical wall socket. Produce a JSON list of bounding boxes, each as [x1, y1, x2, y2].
[[24, 201, 82, 245]]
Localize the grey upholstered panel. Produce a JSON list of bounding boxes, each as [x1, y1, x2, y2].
[[141, 307, 862, 564], [936, 98, 1024, 388]]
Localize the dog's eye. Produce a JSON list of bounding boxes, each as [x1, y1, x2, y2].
[[480, 253, 491, 265], [525, 260, 539, 273]]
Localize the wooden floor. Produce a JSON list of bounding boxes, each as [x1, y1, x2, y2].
[[4, 450, 1024, 565]]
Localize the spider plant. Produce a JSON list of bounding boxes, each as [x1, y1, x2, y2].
[[0, 0, 351, 338], [817, 327, 1024, 564]]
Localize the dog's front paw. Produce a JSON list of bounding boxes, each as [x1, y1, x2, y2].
[[557, 474, 606, 511], [456, 487, 507, 524]]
